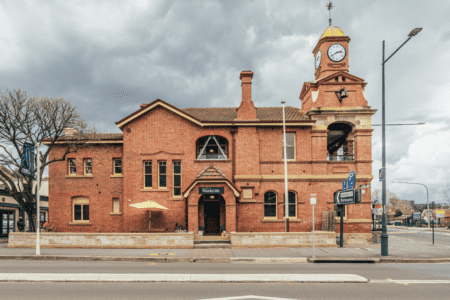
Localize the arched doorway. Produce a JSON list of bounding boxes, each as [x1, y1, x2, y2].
[[199, 194, 226, 235]]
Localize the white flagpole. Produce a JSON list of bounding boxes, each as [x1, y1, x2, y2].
[[282, 101, 289, 232], [36, 143, 40, 255]]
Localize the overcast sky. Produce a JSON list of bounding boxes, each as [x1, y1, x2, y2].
[[1, 0, 449, 205]]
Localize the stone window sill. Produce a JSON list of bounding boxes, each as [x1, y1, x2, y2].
[[65, 175, 94, 179], [262, 219, 301, 223], [170, 197, 183, 201], [240, 199, 257, 202], [69, 221, 92, 226], [141, 189, 169, 192], [194, 160, 231, 163], [110, 174, 123, 178], [110, 212, 122, 216]]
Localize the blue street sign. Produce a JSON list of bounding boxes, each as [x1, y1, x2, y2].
[[348, 171, 355, 189], [18, 142, 35, 179], [342, 180, 347, 191]]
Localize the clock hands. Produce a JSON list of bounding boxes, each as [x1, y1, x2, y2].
[[331, 51, 343, 57]]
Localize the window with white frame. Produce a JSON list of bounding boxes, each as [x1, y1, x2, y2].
[[283, 191, 297, 218], [144, 161, 152, 188], [84, 159, 92, 175], [73, 197, 89, 222], [113, 159, 122, 175], [282, 133, 295, 160], [196, 136, 228, 160], [264, 191, 277, 218], [173, 161, 181, 197], [158, 161, 167, 188], [68, 159, 76, 175]]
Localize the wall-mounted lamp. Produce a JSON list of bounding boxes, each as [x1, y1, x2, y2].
[[2, 197, 5, 202], [335, 88, 348, 103]]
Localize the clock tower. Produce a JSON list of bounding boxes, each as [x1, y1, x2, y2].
[[313, 26, 350, 80]]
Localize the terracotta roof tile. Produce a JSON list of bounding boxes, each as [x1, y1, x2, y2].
[[182, 107, 307, 122]]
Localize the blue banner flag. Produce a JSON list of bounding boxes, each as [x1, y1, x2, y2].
[[18, 142, 35, 179]]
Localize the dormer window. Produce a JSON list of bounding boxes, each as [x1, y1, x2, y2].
[[335, 77, 338, 82], [196, 136, 228, 160], [342, 77, 346, 82]]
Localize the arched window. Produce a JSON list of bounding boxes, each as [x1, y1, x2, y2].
[[264, 192, 277, 218], [283, 191, 297, 218], [196, 136, 228, 160]]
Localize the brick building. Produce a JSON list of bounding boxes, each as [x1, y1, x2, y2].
[[45, 25, 376, 239]]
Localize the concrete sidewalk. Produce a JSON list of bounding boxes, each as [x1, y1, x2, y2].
[[1, 236, 450, 263]]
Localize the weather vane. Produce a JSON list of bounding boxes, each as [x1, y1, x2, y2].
[[326, 0, 334, 27]]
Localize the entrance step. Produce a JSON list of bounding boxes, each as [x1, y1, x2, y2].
[[194, 242, 231, 249], [194, 234, 230, 241], [195, 240, 231, 244]]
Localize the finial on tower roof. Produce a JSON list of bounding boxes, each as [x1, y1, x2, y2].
[[326, 0, 334, 27]]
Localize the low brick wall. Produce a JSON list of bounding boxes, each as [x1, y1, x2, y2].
[[338, 233, 373, 245], [7, 232, 194, 249], [230, 232, 337, 248]]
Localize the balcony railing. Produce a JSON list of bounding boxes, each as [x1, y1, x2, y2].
[[197, 154, 227, 160], [327, 155, 354, 161]]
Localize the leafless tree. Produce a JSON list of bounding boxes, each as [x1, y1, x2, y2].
[[0, 89, 96, 232], [442, 184, 450, 206], [371, 189, 380, 205], [387, 190, 415, 216]]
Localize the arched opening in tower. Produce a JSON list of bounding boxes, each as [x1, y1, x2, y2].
[[327, 123, 354, 161]]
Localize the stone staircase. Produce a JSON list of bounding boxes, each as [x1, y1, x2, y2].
[[194, 234, 231, 248]]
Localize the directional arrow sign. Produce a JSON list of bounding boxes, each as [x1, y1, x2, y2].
[[334, 189, 356, 205]]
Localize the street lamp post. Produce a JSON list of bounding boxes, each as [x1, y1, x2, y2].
[[282, 101, 289, 232], [392, 181, 430, 229], [381, 27, 422, 256]]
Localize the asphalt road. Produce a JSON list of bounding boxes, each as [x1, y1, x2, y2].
[[388, 226, 450, 248], [1, 281, 450, 300]]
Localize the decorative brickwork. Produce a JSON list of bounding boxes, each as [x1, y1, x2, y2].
[[45, 26, 375, 245]]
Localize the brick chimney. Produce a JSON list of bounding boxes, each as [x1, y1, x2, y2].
[[237, 70, 257, 120]]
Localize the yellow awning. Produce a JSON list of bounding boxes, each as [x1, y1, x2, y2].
[[129, 201, 169, 210]]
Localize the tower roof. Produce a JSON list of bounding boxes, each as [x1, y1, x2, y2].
[[320, 25, 345, 38]]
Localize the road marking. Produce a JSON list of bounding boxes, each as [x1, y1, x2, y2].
[[149, 254, 159, 256], [371, 279, 450, 284], [200, 295, 299, 300], [0, 273, 368, 283], [168, 253, 176, 255], [146, 263, 157, 265]]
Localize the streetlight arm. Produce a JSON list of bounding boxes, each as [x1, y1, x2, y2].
[[383, 37, 412, 65], [392, 181, 430, 228]]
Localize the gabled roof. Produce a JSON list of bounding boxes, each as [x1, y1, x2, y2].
[[42, 133, 123, 145], [116, 98, 309, 130], [300, 71, 366, 100], [183, 106, 307, 122], [116, 99, 203, 130]]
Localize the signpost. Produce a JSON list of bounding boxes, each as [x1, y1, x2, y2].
[[348, 171, 355, 189], [310, 194, 316, 258], [334, 171, 364, 247], [342, 180, 347, 191]]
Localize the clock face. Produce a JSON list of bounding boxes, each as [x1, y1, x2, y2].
[[315, 50, 322, 69], [327, 43, 346, 62]]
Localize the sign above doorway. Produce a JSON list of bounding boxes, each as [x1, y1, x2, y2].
[[199, 187, 224, 194]]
